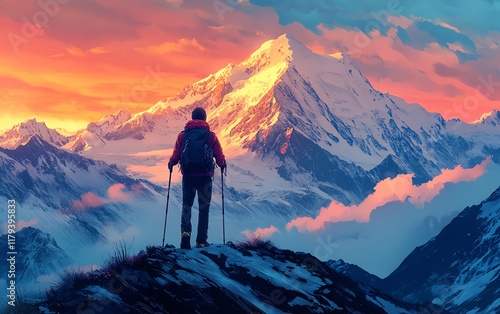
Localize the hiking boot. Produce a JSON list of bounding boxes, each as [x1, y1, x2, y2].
[[180, 232, 191, 249], [196, 241, 210, 248]]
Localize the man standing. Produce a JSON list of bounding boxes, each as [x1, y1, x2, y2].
[[168, 107, 226, 249]]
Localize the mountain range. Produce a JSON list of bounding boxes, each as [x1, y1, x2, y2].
[[0, 34, 499, 313], [330, 185, 500, 314], [2, 35, 499, 209], [0, 226, 71, 294], [0, 135, 168, 275]]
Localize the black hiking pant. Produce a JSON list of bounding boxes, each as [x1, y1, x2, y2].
[[181, 175, 213, 243]]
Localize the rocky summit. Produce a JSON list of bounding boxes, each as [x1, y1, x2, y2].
[[40, 241, 436, 314]]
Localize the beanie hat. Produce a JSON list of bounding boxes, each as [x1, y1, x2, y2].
[[192, 107, 207, 121]]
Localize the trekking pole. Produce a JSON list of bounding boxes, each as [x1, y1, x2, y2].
[[162, 168, 173, 247], [221, 166, 226, 245]]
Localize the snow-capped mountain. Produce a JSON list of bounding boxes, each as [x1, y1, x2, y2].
[[0, 34, 498, 237], [87, 109, 132, 137], [327, 185, 500, 313], [0, 135, 166, 261], [1, 35, 498, 202], [0, 227, 71, 288], [0, 118, 69, 149], [377, 185, 500, 313], [3, 35, 498, 177], [0, 33, 498, 311], [41, 243, 434, 313], [49, 34, 497, 213], [328, 259, 383, 289], [473, 109, 500, 126], [0, 135, 149, 207], [64, 110, 132, 152]]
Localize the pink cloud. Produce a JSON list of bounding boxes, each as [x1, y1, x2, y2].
[[108, 183, 132, 202], [287, 158, 491, 233], [17, 219, 38, 229], [136, 38, 206, 55], [1, 219, 39, 233], [242, 225, 279, 239], [72, 183, 135, 210], [309, 21, 500, 122], [387, 15, 413, 28], [66, 46, 85, 57], [72, 192, 107, 210]]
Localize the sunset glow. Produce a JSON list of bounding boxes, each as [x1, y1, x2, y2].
[[1, 0, 499, 131]]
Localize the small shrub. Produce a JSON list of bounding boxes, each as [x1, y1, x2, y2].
[[236, 235, 277, 251], [53, 267, 93, 294], [104, 238, 143, 274]]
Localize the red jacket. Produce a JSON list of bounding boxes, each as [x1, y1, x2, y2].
[[169, 120, 226, 176]]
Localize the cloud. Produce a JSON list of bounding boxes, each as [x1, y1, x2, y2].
[[437, 21, 461, 33], [108, 183, 132, 202], [89, 47, 110, 55], [164, 0, 183, 7], [66, 46, 85, 57], [310, 19, 500, 121], [67, 46, 110, 57], [250, 0, 401, 35], [72, 192, 107, 210], [44, 0, 146, 49], [17, 219, 39, 229], [242, 225, 279, 239], [72, 183, 135, 210], [1, 219, 38, 234], [402, 20, 478, 62], [136, 38, 205, 55], [250, 0, 500, 35], [287, 158, 491, 233], [281, 163, 500, 277], [1, 0, 498, 131], [106, 226, 139, 243], [247, 0, 500, 122]]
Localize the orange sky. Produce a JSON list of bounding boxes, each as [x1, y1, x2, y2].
[[1, 0, 499, 131]]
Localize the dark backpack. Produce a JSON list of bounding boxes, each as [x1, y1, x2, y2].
[[180, 128, 214, 174]]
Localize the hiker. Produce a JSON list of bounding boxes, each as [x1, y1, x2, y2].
[[168, 107, 226, 249]]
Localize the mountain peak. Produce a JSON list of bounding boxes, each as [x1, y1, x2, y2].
[[0, 118, 68, 149], [241, 34, 313, 71], [20, 117, 39, 125], [87, 109, 132, 135], [15, 118, 46, 130], [380, 184, 500, 313], [473, 109, 500, 126], [145, 34, 342, 116], [262, 33, 306, 53]]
